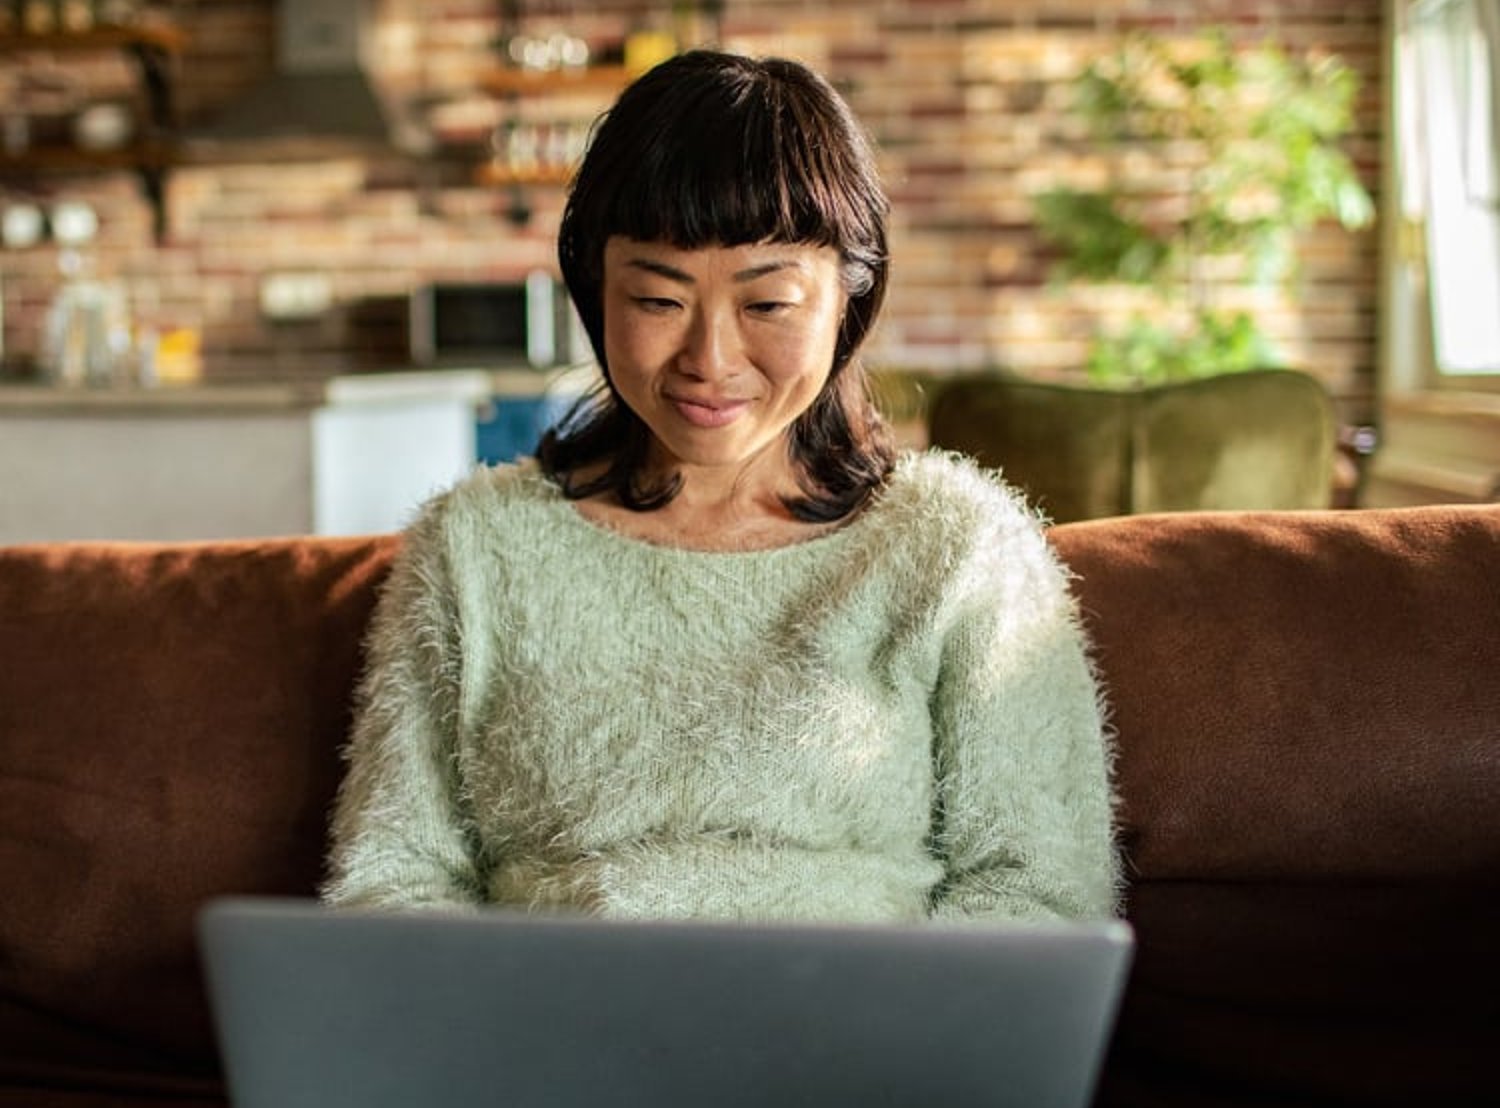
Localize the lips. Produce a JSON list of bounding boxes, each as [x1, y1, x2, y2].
[[669, 395, 751, 429]]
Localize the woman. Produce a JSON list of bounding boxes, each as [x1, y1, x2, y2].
[[322, 50, 1118, 923]]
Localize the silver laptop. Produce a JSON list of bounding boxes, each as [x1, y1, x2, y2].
[[198, 897, 1132, 1108]]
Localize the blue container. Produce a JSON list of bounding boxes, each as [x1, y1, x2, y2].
[[475, 394, 574, 464]]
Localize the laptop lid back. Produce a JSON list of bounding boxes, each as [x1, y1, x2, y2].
[[199, 897, 1132, 1108]]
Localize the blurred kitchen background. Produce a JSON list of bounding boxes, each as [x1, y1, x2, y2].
[[1, 0, 1495, 540]]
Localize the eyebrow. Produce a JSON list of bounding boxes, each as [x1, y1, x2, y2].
[[623, 257, 805, 284]]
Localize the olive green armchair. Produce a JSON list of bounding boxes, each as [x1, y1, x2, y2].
[[926, 369, 1337, 523]]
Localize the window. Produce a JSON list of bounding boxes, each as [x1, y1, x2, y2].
[[1368, 0, 1499, 507], [1401, 0, 1500, 378]]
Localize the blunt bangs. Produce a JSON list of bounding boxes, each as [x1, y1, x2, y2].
[[598, 71, 869, 257]]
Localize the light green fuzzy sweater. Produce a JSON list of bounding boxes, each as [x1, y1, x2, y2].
[[322, 450, 1118, 923]]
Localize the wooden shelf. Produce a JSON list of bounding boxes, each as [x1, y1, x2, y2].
[[0, 24, 187, 55], [476, 161, 576, 187], [480, 65, 631, 97], [0, 141, 174, 174], [472, 64, 628, 199]]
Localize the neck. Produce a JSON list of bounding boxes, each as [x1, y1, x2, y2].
[[646, 437, 798, 520], [578, 457, 828, 553], [668, 485, 794, 531]]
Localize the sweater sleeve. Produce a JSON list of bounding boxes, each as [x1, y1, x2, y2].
[[926, 502, 1120, 924], [320, 496, 486, 910]]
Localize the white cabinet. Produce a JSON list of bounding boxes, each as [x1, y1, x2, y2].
[[0, 370, 505, 543]]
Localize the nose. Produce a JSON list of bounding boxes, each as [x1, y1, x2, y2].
[[674, 305, 741, 381]]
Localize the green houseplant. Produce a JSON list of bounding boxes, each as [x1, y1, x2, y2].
[[1033, 30, 1375, 385]]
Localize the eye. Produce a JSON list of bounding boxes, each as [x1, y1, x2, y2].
[[633, 296, 681, 313], [746, 300, 793, 317]]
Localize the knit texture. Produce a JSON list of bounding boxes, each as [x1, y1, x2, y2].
[[322, 450, 1119, 923]]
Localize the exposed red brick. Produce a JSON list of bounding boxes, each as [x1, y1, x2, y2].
[[0, 0, 1382, 414]]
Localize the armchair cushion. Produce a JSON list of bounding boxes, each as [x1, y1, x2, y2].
[[928, 370, 1337, 522]]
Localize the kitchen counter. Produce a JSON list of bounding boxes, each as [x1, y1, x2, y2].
[[0, 366, 574, 412], [0, 367, 594, 544], [0, 381, 329, 413]]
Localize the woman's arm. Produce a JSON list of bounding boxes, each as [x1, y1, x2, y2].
[[321, 499, 486, 910], [926, 514, 1120, 924]]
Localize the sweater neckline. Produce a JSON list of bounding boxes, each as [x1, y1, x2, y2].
[[531, 464, 885, 561]]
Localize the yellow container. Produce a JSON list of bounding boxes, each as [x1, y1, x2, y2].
[[624, 31, 676, 76]]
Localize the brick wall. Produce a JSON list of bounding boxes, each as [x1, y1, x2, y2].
[[0, 0, 1383, 420]]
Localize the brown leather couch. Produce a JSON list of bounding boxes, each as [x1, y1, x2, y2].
[[2, 503, 1497, 1107]]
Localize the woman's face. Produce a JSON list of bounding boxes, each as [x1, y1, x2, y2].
[[600, 236, 847, 487]]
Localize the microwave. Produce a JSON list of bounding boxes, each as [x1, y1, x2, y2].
[[410, 272, 582, 369]]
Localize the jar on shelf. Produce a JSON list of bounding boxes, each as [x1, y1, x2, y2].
[[95, 0, 143, 27], [21, 1, 58, 35], [58, 0, 95, 33]]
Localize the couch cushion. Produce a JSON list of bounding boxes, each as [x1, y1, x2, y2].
[[0, 536, 397, 1098], [1051, 504, 1500, 1106]]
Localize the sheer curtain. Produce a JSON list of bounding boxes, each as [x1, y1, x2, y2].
[[1406, 0, 1500, 374]]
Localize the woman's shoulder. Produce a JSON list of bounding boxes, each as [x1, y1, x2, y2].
[[878, 449, 1043, 537], [413, 458, 553, 518], [397, 458, 564, 552], [869, 450, 1069, 594]]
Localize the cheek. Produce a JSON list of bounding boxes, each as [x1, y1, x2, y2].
[[817, 289, 851, 367], [601, 319, 670, 414], [600, 319, 642, 386], [763, 335, 837, 409], [787, 308, 845, 380], [603, 304, 671, 367]]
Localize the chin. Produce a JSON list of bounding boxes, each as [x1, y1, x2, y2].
[[658, 435, 775, 474]]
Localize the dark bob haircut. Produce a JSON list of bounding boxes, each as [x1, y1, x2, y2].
[[538, 49, 894, 521]]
